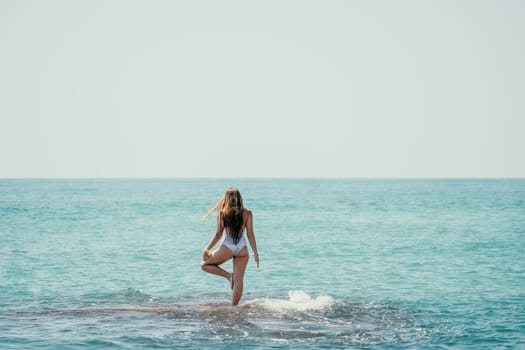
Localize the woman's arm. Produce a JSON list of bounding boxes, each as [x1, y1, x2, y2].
[[202, 214, 223, 260], [245, 209, 259, 268]]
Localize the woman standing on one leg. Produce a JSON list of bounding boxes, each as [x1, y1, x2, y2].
[[200, 188, 260, 306]]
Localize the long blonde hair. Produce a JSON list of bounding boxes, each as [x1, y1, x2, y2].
[[202, 188, 244, 242]]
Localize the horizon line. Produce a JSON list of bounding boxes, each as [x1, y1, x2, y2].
[[1, 176, 524, 180]]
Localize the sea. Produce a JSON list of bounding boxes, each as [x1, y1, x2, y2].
[[0, 179, 524, 349]]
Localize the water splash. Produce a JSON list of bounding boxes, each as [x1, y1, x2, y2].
[[246, 290, 334, 312]]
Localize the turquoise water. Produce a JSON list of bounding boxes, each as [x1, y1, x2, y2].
[[1, 179, 524, 349]]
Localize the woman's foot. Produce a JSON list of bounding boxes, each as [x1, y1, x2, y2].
[[229, 273, 234, 290]]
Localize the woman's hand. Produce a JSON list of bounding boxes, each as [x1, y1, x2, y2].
[[202, 248, 211, 261], [253, 253, 260, 268]]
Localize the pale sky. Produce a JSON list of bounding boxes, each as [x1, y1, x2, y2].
[[1, 0, 524, 178]]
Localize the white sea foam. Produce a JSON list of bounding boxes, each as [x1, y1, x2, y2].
[[248, 291, 334, 312]]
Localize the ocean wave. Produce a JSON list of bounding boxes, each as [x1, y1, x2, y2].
[[1, 290, 433, 348], [80, 288, 159, 305]]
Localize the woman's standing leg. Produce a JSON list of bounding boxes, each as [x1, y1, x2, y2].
[[231, 248, 249, 306]]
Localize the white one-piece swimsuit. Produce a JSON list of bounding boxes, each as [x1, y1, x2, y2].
[[222, 228, 247, 256]]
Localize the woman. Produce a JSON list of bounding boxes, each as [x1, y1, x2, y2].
[[201, 188, 259, 306]]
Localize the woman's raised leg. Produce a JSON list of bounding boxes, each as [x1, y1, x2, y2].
[[201, 245, 234, 281]]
